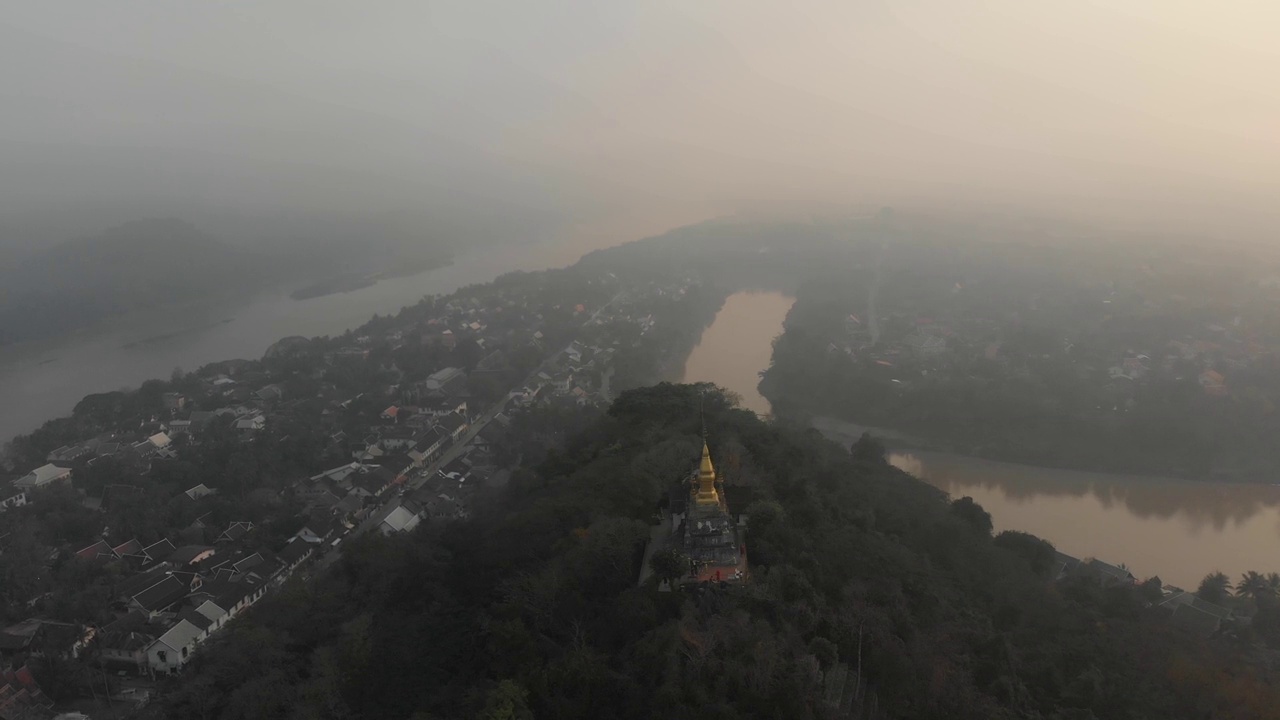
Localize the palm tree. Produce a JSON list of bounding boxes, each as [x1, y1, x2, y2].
[[1197, 571, 1231, 603], [1266, 572, 1280, 595], [1235, 571, 1271, 601]]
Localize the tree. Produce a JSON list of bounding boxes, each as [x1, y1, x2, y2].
[[851, 431, 886, 464], [808, 637, 839, 669], [993, 530, 1056, 575], [950, 496, 993, 535], [1138, 576, 1164, 604], [477, 680, 533, 720], [30, 653, 90, 702], [1197, 571, 1231, 603], [648, 547, 687, 586], [1235, 571, 1273, 602]]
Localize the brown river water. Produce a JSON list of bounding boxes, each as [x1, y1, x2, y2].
[[684, 290, 1280, 588]]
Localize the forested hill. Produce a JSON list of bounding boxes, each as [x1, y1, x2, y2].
[[0, 219, 278, 344], [146, 384, 1277, 719]]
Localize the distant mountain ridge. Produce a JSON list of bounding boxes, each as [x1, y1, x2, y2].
[[0, 218, 281, 344]]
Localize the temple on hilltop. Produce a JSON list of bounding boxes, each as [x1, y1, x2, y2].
[[666, 439, 749, 585]]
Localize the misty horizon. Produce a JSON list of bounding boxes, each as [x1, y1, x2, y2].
[[3, 2, 1279, 250]]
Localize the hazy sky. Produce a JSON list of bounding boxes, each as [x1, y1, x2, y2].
[[3, 1, 1278, 244]]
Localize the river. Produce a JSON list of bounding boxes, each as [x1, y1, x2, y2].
[[681, 291, 795, 416], [685, 290, 1280, 589], [0, 228, 645, 444]]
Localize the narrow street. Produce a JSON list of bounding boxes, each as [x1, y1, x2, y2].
[[318, 290, 625, 565]]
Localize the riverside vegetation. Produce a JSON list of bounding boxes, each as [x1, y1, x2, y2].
[[141, 384, 1280, 720]]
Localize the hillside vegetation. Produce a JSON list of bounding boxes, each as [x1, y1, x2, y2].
[[142, 383, 1279, 719], [0, 219, 275, 344]]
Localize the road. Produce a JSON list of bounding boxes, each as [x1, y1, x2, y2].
[[319, 290, 626, 564]]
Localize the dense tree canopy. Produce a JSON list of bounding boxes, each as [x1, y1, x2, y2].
[[143, 384, 1280, 719]]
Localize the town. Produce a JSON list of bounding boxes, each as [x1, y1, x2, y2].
[[5, 219, 1280, 717], [0, 263, 721, 716], [761, 229, 1280, 479]]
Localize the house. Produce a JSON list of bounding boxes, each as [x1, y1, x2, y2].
[[1159, 590, 1235, 633], [146, 432, 172, 450], [297, 479, 343, 510], [146, 618, 205, 675], [437, 458, 471, 486], [0, 619, 88, 663], [112, 539, 144, 558], [14, 464, 71, 489], [183, 483, 217, 501], [167, 571, 205, 595], [438, 329, 457, 349], [475, 350, 509, 374], [379, 425, 418, 450], [425, 367, 467, 394], [169, 545, 216, 567], [141, 538, 177, 565], [191, 598, 231, 633], [381, 405, 400, 422], [0, 480, 27, 512], [437, 411, 469, 441], [195, 578, 269, 621], [255, 384, 284, 403], [234, 414, 266, 432], [310, 462, 368, 485], [75, 539, 116, 562], [378, 502, 422, 536], [420, 397, 466, 418], [216, 522, 254, 544], [1169, 603, 1224, 638], [297, 513, 340, 544], [472, 422, 507, 455], [352, 467, 395, 498], [46, 445, 90, 464], [334, 492, 364, 518], [0, 664, 54, 717], [1083, 558, 1135, 586], [162, 392, 186, 411], [421, 493, 465, 521], [409, 427, 449, 465], [277, 539, 314, 575], [97, 612, 156, 673], [187, 411, 222, 434], [130, 576, 190, 618], [116, 568, 175, 606]]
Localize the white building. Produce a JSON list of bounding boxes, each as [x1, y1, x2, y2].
[[0, 481, 26, 512], [15, 463, 71, 489], [146, 619, 204, 676], [378, 504, 422, 536], [425, 367, 466, 392]]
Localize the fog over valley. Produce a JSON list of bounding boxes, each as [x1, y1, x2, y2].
[[5, 1, 1280, 254], [7, 4, 1280, 719]]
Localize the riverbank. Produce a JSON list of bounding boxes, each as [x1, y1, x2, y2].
[[290, 256, 453, 300], [0, 235, 610, 444], [681, 292, 794, 415], [796, 409, 1274, 485], [668, 294, 1280, 589]]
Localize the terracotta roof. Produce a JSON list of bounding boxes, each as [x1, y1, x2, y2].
[[75, 540, 114, 561], [112, 539, 143, 557]]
